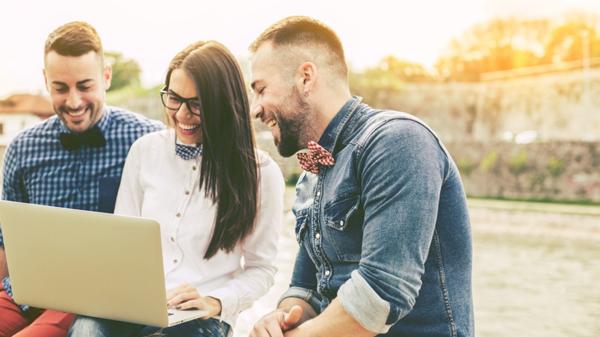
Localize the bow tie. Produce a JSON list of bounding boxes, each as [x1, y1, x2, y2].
[[176, 143, 203, 160], [59, 127, 106, 151], [297, 141, 335, 174]]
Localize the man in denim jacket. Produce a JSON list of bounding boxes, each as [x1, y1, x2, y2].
[[249, 16, 474, 337]]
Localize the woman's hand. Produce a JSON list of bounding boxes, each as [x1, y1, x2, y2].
[[167, 283, 222, 318]]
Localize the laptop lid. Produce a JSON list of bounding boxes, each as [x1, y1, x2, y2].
[[0, 200, 175, 327]]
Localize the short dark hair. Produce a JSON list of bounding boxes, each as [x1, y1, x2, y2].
[[165, 41, 259, 259], [250, 16, 348, 77], [44, 21, 103, 58]]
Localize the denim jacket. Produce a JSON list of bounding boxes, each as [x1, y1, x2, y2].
[[280, 97, 474, 337]]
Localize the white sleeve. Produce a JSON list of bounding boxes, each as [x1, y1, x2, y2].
[[114, 139, 144, 217], [205, 157, 285, 323]]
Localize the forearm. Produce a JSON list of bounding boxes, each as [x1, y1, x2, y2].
[[285, 299, 376, 337], [204, 264, 276, 323]]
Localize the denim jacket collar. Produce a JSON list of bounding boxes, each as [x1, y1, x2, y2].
[[317, 96, 363, 155]]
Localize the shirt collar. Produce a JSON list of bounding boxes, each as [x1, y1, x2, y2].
[[317, 96, 363, 153]]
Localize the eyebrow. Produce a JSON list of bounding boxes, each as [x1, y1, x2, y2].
[[51, 79, 94, 87], [167, 89, 198, 100]]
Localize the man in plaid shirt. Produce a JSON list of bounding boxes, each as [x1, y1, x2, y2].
[[0, 21, 163, 337]]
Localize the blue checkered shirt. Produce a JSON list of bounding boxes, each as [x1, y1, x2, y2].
[[0, 106, 164, 310]]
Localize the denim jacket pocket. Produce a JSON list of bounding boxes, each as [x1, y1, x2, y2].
[[294, 209, 309, 244], [323, 195, 363, 262]]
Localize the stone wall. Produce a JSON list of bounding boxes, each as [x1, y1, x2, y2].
[[353, 68, 600, 143], [447, 141, 600, 202]]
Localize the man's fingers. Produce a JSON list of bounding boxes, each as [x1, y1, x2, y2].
[[282, 305, 303, 330], [251, 312, 285, 337], [265, 318, 285, 337]]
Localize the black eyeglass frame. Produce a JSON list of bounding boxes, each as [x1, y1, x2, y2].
[[159, 88, 202, 116]]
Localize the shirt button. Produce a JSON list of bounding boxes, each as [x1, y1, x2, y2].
[[192, 166, 197, 171], [185, 190, 190, 195], [173, 259, 178, 264], [176, 213, 181, 218], [170, 236, 175, 242], [324, 270, 330, 276]]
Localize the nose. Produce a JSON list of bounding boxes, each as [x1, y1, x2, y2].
[[250, 102, 263, 120], [65, 91, 83, 110], [174, 103, 192, 120]]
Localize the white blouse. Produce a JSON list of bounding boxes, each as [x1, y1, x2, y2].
[[114, 129, 285, 327]]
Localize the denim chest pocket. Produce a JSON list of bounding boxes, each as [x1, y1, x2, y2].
[[323, 195, 363, 262]]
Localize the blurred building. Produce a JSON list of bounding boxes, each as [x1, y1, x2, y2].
[[0, 94, 53, 146]]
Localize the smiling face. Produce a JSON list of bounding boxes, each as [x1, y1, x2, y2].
[[250, 43, 313, 157], [44, 50, 111, 133], [165, 68, 202, 145]]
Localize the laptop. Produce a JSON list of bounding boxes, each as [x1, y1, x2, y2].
[[0, 200, 207, 327]]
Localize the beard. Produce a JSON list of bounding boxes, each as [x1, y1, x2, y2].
[[276, 87, 312, 157], [56, 102, 100, 133]]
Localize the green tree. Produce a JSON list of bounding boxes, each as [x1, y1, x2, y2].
[[105, 51, 142, 92]]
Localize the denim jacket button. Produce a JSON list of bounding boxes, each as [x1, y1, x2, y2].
[[316, 191, 321, 197], [339, 220, 344, 227], [324, 270, 330, 276], [315, 233, 320, 240]]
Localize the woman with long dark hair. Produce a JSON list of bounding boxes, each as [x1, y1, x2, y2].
[[68, 41, 285, 337]]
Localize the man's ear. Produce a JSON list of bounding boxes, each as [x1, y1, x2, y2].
[[42, 68, 49, 92], [103, 64, 113, 91], [296, 62, 318, 97]]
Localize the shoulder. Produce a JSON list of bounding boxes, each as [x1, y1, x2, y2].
[[257, 149, 284, 185], [358, 110, 444, 155], [130, 129, 171, 151], [107, 106, 164, 132], [6, 116, 60, 152]]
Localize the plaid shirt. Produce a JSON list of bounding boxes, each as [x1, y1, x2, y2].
[[0, 106, 164, 309]]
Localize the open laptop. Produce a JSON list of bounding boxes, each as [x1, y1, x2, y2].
[[0, 200, 207, 327]]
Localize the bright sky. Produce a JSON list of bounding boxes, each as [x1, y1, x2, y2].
[[1, 0, 598, 97]]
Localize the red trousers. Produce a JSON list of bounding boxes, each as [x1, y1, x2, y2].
[[0, 290, 75, 337]]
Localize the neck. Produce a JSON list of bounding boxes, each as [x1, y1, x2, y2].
[[308, 87, 352, 142]]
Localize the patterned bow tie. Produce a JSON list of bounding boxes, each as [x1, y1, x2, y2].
[[297, 141, 335, 174], [176, 143, 203, 160], [59, 126, 106, 151]]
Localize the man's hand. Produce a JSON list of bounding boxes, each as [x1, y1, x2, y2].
[[166, 283, 221, 318], [250, 305, 304, 337]]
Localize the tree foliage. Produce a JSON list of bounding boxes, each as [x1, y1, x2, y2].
[[435, 14, 600, 82], [105, 51, 142, 91]]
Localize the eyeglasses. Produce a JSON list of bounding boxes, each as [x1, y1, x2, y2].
[[160, 88, 201, 116]]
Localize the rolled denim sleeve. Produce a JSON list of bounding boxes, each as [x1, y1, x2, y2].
[[279, 244, 321, 312], [337, 119, 446, 332]]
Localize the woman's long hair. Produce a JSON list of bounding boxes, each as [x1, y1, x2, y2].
[[165, 41, 259, 259]]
